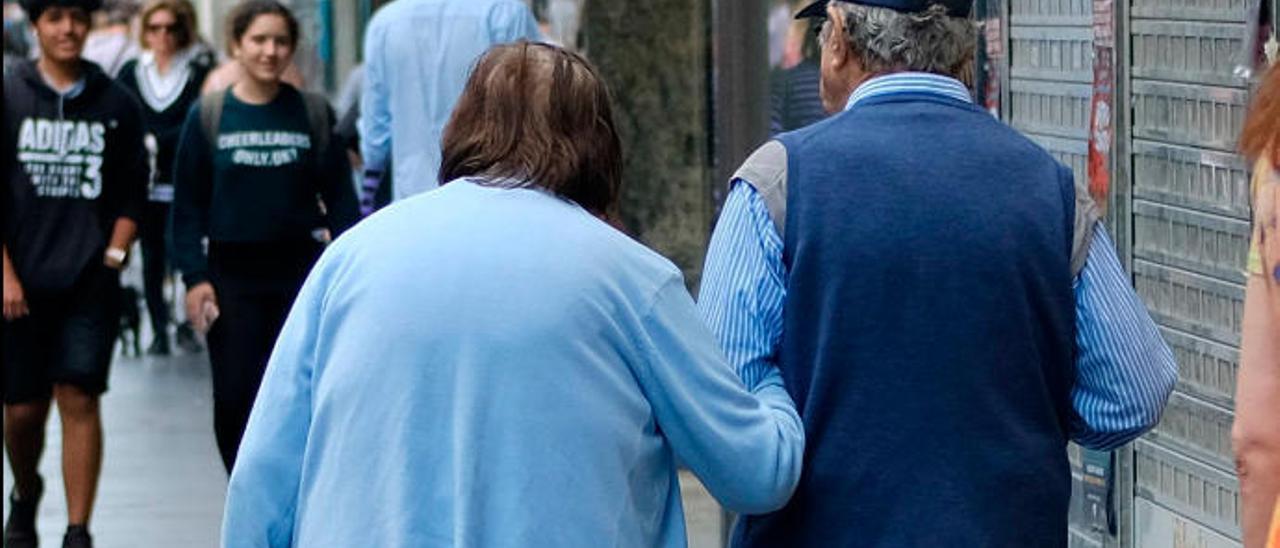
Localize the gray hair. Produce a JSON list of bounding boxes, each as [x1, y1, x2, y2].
[[823, 1, 977, 84]]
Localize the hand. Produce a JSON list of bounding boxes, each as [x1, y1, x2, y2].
[[359, 170, 382, 217], [185, 282, 218, 333], [3, 268, 29, 320]]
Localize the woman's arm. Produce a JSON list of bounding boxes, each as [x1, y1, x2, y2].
[[632, 276, 804, 515], [317, 105, 360, 236], [170, 104, 213, 286], [1236, 167, 1280, 548]]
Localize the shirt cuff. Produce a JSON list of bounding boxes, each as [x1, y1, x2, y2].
[[182, 270, 209, 288]]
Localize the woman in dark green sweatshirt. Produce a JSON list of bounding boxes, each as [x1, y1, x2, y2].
[[169, 0, 358, 474]]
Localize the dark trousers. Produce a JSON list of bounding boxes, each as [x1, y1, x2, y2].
[[140, 201, 170, 338], [205, 242, 318, 473]]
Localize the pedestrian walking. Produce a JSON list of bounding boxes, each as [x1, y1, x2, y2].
[[4, 2, 33, 72], [114, 0, 212, 356], [2, 0, 149, 544], [80, 0, 137, 77], [697, 1, 1178, 546], [1234, 58, 1280, 548], [358, 0, 540, 211], [769, 16, 825, 135], [170, 0, 359, 474], [222, 41, 803, 547]]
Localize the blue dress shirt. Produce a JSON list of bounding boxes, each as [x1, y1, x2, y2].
[[359, 0, 541, 202]]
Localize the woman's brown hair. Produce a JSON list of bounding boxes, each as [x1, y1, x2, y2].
[[138, 0, 198, 50], [226, 0, 299, 50], [439, 41, 623, 220], [1240, 61, 1280, 166]]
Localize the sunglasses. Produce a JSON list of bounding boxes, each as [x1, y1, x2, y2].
[[145, 22, 181, 35]]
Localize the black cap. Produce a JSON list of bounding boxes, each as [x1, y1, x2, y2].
[[18, 0, 103, 21], [796, 0, 973, 19]]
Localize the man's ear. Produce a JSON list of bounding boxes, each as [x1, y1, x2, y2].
[[826, 7, 849, 71]]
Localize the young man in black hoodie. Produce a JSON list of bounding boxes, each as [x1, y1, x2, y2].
[[2, 0, 147, 545]]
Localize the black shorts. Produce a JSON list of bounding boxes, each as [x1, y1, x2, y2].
[[3, 264, 120, 404]]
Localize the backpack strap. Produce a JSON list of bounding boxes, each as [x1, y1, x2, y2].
[[199, 89, 226, 158], [300, 91, 331, 166], [732, 140, 789, 238]]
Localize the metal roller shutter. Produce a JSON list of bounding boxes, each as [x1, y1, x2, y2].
[[1004, 0, 1272, 545], [1125, 0, 1259, 542]]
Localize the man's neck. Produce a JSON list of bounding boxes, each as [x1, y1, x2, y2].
[[37, 57, 82, 91]]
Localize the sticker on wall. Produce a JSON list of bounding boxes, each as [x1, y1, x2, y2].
[[1087, 0, 1116, 211]]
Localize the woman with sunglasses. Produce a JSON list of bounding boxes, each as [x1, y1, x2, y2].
[[115, 0, 213, 356], [170, 0, 359, 474]]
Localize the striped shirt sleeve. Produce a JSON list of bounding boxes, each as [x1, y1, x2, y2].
[[698, 181, 1176, 452], [697, 181, 787, 391], [1069, 225, 1178, 450]]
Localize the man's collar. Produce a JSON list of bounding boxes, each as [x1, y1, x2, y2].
[[844, 72, 973, 111]]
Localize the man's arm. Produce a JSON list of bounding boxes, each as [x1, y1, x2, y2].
[[1, 100, 26, 320], [105, 98, 148, 269], [1069, 225, 1178, 450], [3, 245, 29, 320], [104, 218, 137, 269], [697, 181, 788, 388]]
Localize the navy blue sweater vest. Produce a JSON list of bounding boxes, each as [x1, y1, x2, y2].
[[733, 93, 1078, 547]]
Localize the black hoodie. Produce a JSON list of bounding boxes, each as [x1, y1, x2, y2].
[[2, 59, 147, 291]]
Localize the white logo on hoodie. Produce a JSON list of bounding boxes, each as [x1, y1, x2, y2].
[[16, 117, 108, 199]]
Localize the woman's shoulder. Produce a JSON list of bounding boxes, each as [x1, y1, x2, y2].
[[115, 58, 139, 87]]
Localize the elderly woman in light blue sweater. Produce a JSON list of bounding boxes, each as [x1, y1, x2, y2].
[[221, 41, 804, 547]]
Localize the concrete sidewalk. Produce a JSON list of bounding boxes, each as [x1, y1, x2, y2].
[[2, 351, 226, 547]]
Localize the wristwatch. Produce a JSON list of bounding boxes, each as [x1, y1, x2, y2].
[[105, 247, 128, 266]]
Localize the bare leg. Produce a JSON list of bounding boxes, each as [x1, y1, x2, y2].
[[4, 400, 52, 498], [54, 384, 102, 527]]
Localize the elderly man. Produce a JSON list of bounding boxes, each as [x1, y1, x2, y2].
[[357, 0, 540, 212], [697, 0, 1178, 545]]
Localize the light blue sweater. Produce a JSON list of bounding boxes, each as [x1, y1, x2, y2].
[[221, 180, 804, 547]]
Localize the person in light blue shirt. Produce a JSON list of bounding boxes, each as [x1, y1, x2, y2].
[[357, 0, 540, 212], [223, 42, 804, 547]]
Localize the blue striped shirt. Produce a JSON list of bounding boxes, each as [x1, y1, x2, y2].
[[698, 73, 1177, 451]]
